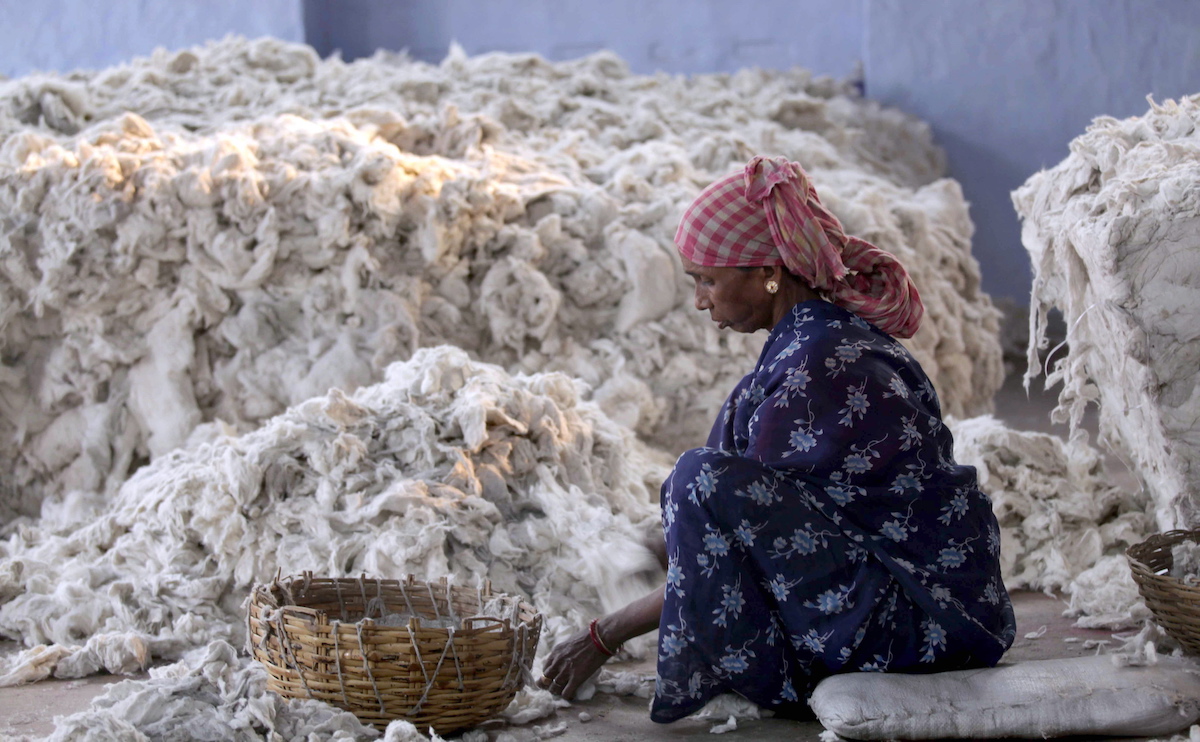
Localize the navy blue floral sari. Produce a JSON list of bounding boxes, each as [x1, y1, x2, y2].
[[652, 301, 1015, 722]]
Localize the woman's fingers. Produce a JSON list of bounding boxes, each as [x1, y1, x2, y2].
[[537, 645, 569, 694], [536, 626, 609, 699], [540, 653, 574, 694], [540, 671, 574, 698], [561, 673, 584, 699]]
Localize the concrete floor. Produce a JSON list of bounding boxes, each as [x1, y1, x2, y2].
[[0, 591, 1150, 740], [0, 376, 1160, 740]]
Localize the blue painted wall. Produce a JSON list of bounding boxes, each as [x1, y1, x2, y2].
[[303, 0, 866, 79], [865, 0, 1200, 300], [0, 0, 304, 78]]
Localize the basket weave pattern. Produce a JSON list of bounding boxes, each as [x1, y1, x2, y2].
[[1127, 529, 1200, 656], [248, 573, 541, 734]]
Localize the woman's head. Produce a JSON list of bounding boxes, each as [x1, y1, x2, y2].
[[682, 259, 818, 333], [675, 156, 924, 338]]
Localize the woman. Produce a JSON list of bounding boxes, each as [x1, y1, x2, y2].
[[538, 156, 1016, 722]]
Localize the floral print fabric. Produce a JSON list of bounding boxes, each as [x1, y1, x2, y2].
[[651, 301, 1015, 723]]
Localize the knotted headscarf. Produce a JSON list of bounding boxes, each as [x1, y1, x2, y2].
[[675, 156, 924, 338]]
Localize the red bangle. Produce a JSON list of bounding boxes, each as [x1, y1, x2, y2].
[[589, 618, 617, 657]]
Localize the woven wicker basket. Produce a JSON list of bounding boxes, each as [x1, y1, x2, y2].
[[247, 573, 541, 734], [1127, 529, 1200, 656]]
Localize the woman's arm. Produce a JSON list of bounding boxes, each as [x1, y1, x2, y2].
[[537, 583, 665, 699]]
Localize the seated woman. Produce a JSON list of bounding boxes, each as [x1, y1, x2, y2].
[[538, 156, 1016, 722]]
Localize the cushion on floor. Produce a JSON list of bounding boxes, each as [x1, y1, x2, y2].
[[809, 654, 1200, 740]]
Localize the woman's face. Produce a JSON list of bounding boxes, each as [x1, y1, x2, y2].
[[682, 258, 775, 333]]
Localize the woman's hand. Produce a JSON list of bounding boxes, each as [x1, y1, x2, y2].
[[536, 585, 666, 699], [536, 625, 610, 699]]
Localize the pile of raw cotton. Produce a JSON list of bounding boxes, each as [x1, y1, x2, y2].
[[949, 416, 1152, 629], [1015, 94, 1200, 530], [0, 346, 668, 685], [0, 36, 1003, 524]]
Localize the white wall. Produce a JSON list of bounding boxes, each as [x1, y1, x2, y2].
[[0, 0, 304, 78]]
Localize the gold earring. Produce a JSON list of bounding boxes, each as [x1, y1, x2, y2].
[[765, 280, 779, 295]]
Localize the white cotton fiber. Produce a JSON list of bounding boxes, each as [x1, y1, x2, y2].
[[1015, 94, 1200, 530], [0, 348, 667, 683], [949, 415, 1153, 623], [43, 640, 381, 742], [0, 37, 1002, 524], [1172, 541, 1200, 585]]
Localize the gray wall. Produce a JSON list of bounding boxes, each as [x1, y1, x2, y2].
[[0, 0, 303, 78], [2, 0, 1197, 302]]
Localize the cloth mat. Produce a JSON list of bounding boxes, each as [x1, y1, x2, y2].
[[809, 654, 1200, 739]]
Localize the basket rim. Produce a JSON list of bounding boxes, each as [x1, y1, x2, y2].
[[1126, 528, 1200, 567], [250, 572, 541, 630]]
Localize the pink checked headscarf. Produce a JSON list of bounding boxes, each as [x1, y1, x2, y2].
[[675, 156, 924, 338]]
